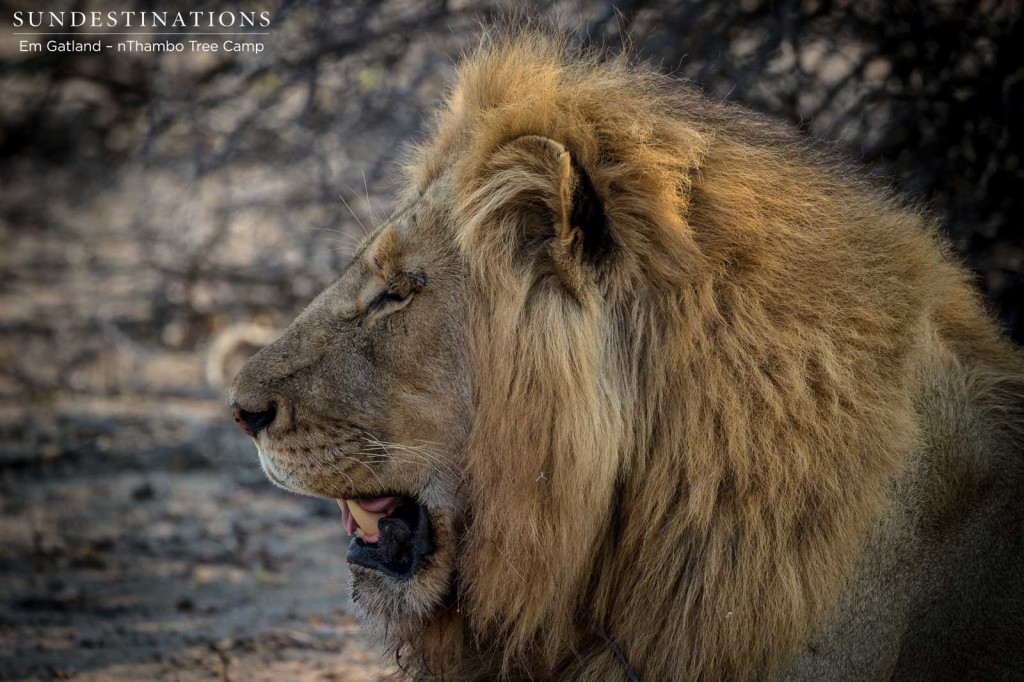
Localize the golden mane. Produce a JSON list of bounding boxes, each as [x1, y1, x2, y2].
[[395, 31, 1020, 680]]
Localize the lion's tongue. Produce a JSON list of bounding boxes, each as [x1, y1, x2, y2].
[[337, 497, 402, 544]]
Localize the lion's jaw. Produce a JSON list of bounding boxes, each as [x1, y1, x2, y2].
[[248, 414, 466, 628]]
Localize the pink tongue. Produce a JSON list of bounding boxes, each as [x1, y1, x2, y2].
[[338, 497, 404, 540], [355, 496, 402, 513], [339, 501, 357, 536]]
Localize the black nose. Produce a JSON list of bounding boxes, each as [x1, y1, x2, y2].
[[231, 402, 276, 438]]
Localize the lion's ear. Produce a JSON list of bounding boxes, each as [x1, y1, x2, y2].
[[494, 135, 611, 291]]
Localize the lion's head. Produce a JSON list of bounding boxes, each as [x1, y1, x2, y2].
[[228, 32, 960, 680], [228, 173, 472, 632]]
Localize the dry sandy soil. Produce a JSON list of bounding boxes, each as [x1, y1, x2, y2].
[[0, 398, 393, 682]]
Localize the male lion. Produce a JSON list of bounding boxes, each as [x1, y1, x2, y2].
[[229, 32, 1024, 681]]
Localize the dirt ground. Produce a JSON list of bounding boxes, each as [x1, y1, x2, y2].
[[0, 396, 393, 682]]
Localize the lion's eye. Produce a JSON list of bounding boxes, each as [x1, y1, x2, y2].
[[362, 271, 425, 325], [370, 290, 409, 309], [362, 288, 414, 327]]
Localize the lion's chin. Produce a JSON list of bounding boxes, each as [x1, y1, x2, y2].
[[345, 502, 457, 635]]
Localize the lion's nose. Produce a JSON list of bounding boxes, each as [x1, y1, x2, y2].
[[231, 402, 276, 438]]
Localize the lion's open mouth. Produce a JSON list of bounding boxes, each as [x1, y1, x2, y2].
[[338, 496, 434, 579]]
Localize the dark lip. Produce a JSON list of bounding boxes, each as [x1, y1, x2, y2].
[[346, 499, 434, 580]]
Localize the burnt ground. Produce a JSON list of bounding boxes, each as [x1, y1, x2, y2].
[[0, 400, 391, 682]]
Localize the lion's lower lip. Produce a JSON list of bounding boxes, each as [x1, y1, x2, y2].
[[344, 498, 434, 580]]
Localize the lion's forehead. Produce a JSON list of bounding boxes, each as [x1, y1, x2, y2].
[[385, 175, 456, 242]]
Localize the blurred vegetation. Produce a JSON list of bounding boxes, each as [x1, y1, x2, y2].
[[1, 0, 1021, 453]]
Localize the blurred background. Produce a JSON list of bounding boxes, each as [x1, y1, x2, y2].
[[1, 1, 1020, 679]]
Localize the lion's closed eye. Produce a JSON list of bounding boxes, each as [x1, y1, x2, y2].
[[373, 289, 413, 312], [363, 289, 413, 326], [362, 271, 427, 326]]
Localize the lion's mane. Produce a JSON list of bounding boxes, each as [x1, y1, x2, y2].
[[400, 31, 1022, 680]]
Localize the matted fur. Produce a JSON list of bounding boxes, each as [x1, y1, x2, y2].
[[232, 29, 1024, 681]]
